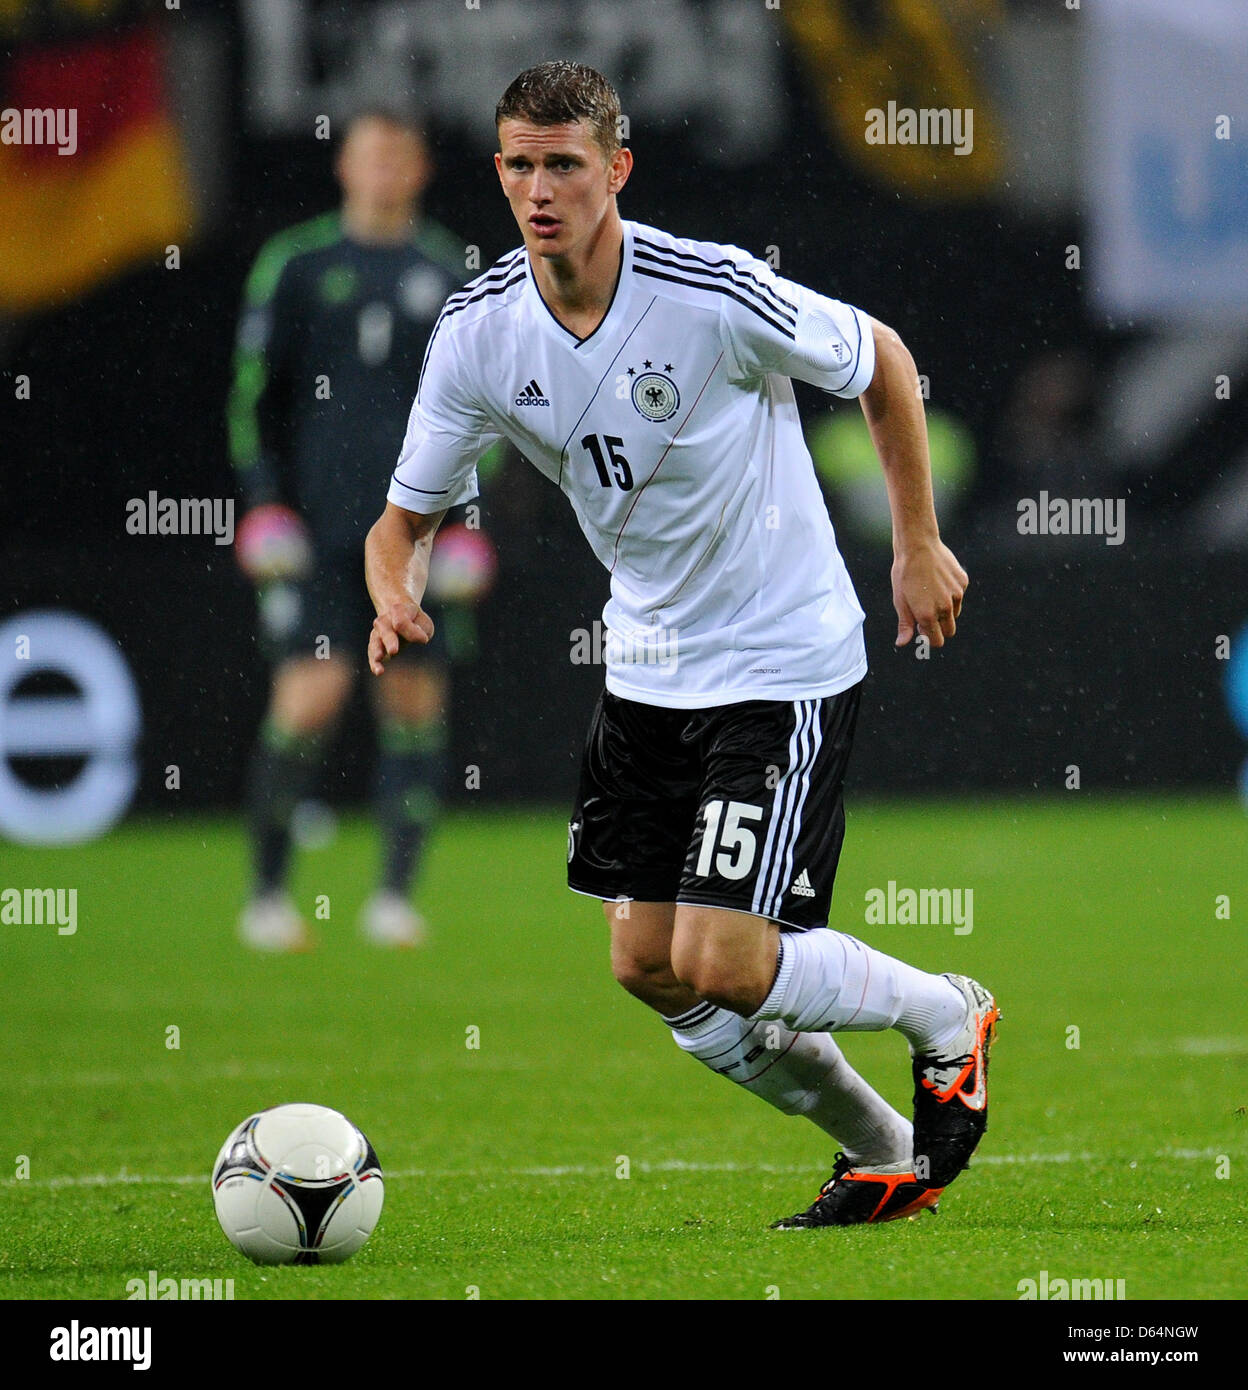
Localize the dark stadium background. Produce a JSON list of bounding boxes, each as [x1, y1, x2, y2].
[[3, 0, 1246, 824]]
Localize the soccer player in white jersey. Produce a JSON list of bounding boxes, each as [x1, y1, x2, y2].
[[365, 61, 1000, 1226]]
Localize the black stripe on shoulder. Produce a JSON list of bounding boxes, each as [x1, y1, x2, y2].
[[634, 237, 797, 323], [439, 269, 526, 321], [414, 268, 525, 402], [456, 245, 525, 280], [633, 264, 796, 340], [635, 247, 797, 329], [634, 234, 797, 311], [443, 251, 526, 309]]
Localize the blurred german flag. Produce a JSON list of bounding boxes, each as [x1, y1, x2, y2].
[[0, 1, 193, 314]]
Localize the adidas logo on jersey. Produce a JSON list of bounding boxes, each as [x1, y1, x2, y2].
[[790, 868, 816, 898], [515, 378, 550, 407]]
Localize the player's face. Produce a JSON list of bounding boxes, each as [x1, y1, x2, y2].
[[495, 119, 630, 260], [336, 119, 430, 215]]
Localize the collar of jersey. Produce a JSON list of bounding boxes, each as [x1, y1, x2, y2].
[[524, 220, 635, 355]]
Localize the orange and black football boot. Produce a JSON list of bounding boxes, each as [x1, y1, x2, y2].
[[911, 974, 1000, 1189], [771, 1152, 941, 1227]]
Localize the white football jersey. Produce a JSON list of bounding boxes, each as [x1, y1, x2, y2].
[[389, 219, 876, 708]]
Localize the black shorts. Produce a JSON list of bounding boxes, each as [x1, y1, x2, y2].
[[256, 554, 453, 669], [567, 683, 862, 931]]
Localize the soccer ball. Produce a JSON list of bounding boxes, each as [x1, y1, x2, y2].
[[211, 1103, 383, 1265], [425, 522, 498, 604]]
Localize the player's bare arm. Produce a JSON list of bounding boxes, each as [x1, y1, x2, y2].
[[365, 502, 443, 674], [860, 316, 969, 649]]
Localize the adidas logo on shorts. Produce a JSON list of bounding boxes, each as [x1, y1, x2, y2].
[[790, 868, 816, 899]]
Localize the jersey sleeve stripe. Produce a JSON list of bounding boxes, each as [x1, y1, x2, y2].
[[634, 251, 797, 331], [414, 269, 526, 403], [413, 315, 447, 404], [634, 264, 797, 341], [634, 237, 798, 321], [389, 472, 451, 496], [846, 309, 864, 387], [440, 250, 526, 310], [438, 269, 526, 321]]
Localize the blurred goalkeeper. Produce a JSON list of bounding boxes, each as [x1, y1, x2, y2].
[[228, 107, 495, 951]]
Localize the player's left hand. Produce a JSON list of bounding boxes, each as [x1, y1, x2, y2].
[[892, 539, 968, 649]]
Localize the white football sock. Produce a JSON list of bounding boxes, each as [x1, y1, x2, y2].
[[751, 930, 968, 1054], [664, 1002, 912, 1166]]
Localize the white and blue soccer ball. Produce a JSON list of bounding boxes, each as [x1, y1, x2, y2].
[[211, 1103, 383, 1265]]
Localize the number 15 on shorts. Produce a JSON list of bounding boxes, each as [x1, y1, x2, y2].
[[695, 799, 764, 880]]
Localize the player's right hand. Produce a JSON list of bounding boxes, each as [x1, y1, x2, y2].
[[368, 603, 434, 675]]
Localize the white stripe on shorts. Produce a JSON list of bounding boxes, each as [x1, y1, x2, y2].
[[752, 699, 819, 918], [774, 703, 823, 917]]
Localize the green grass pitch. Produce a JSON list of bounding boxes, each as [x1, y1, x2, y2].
[[2, 798, 1244, 1300]]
